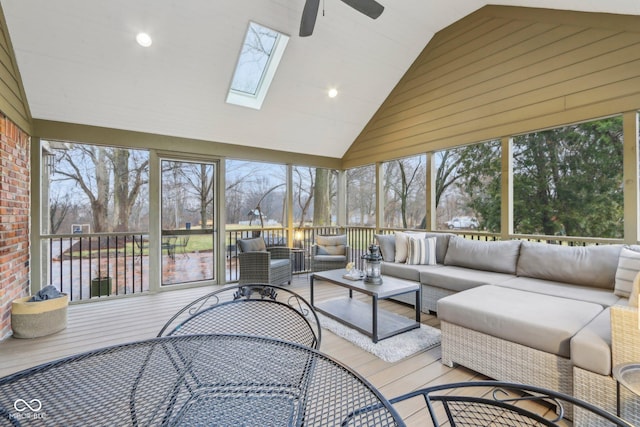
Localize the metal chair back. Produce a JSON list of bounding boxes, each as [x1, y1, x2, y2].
[[389, 381, 633, 426], [158, 284, 321, 349]]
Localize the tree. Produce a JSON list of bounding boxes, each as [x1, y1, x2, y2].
[[439, 117, 624, 238], [53, 144, 149, 232], [312, 169, 332, 226], [512, 118, 623, 238], [384, 157, 425, 228]]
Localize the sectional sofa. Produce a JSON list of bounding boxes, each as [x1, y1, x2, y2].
[[375, 232, 640, 425]]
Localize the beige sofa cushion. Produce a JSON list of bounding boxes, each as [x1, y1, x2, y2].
[[444, 237, 521, 274], [437, 285, 603, 357], [571, 308, 612, 375], [516, 242, 621, 289], [420, 266, 514, 292], [382, 262, 441, 282], [496, 277, 622, 307], [375, 234, 396, 262]]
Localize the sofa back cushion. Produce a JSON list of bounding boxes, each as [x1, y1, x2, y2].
[[374, 234, 396, 262], [517, 242, 621, 289], [444, 237, 521, 274]]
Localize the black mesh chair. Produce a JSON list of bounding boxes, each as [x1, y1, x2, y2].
[[158, 284, 321, 349], [388, 381, 633, 426]]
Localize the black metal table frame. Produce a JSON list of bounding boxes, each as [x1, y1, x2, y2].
[[310, 271, 421, 343]]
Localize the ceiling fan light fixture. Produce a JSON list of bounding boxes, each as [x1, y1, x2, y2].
[[136, 32, 153, 47]]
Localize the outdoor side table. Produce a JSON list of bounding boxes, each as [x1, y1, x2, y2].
[[613, 362, 640, 417]]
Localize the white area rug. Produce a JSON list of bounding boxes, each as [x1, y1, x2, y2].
[[318, 314, 441, 363]]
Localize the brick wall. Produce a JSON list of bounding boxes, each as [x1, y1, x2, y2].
[[0, 114, 30, 340]]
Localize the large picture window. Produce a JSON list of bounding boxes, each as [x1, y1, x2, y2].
[[225, 159, 286, 229], [292, 166, 337, 227], [513, 117, 624, 238], [382, 155, 426, 229], [347, 165, 376, 226], [44, 141, 149, 234], [434, 141, 501, 232]]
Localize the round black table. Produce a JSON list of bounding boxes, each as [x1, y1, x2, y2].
[[0, 334, 404, 426]]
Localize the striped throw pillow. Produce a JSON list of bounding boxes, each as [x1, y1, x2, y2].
[[614, 246, 640, 298], [406, 237, 437, 265]]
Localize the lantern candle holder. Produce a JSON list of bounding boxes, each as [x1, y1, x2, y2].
[[361, 244, 383, 285]]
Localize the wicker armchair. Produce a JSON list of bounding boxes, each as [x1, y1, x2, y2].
[[237, 237, 292, 285], [311, 234, 350, 272]]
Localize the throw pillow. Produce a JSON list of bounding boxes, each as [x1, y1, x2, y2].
[[237, 237, 266, 253], [374, 233, 396, 261], [630, 271, 640, 307], [406, 237, 437, 265], [316, 235, 347, 247], [614, 246, 640, 298], [394, 231, 427, 263]]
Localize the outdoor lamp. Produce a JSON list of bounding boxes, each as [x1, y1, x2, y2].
[[362, 244, 383, 285]]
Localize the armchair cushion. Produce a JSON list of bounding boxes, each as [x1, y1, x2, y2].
[[317, 244, 346, 255], [316, 235, 347, 246], [315, 235, 348, 256], [238, 237, 266, 253]]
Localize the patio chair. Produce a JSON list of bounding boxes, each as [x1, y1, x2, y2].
[[173, 235, 190, 258], [310, 234, 350, 272], [157, 284, 321, 349], [386, 381, 632, 426], [237, 237, 292, 285], [132, 235, 149, 262]]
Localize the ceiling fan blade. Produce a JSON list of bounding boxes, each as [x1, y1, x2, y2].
[[340, 0, 384, 19], [300, 0, 320, 37]]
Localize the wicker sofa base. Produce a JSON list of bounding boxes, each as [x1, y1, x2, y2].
[[422, 285, 456, 312], [441, 320, 574, 417], [572, 367, 640, 427]]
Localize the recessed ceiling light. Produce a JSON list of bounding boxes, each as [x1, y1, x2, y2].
[[328, 88, 338, 98], [136, 32, 152, 47]]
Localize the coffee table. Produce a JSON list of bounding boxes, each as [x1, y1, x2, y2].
[[310, 269, 421, 343]]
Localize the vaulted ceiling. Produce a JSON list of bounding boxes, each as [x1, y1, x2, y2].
[[2, 1, 640, 159]]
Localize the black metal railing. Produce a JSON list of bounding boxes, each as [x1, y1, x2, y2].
[[44, 232, 148, 302], [42, 227, 623, 302]]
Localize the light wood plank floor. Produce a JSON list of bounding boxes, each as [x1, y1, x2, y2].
[[0, 276, 559, 426]]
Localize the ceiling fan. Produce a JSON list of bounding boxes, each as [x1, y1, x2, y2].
[[300, 0, 384, 37]]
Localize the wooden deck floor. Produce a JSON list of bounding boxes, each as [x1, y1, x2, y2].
[[0, 275, 557, 426]]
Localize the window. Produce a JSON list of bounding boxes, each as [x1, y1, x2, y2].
[[435, 141, 501, 232], [513, 117, 623, 238], [382, 155, 426, 228], [292, 166, 337, 227], [43, 141, 149, 234], [347, 165, 376, 226], [226, 22, 289, 110], [225, 160, 286, 227]]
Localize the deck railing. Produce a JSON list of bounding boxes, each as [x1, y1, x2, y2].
[[42, 228, 623, 302], [42, 232, 148, 302]]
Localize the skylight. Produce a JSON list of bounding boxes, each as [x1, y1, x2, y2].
[[227, 22, 289, 110]]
